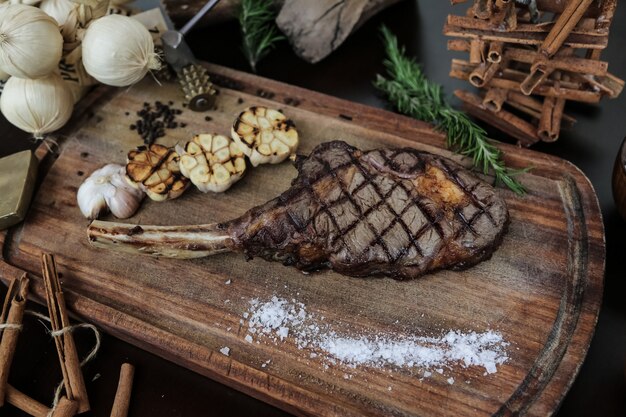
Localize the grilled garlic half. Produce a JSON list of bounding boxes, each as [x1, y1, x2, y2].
[[177, 134, 247, 193], [231, 106, 299, 167], [77, 164, 144, 219], [125, 144, 190, 202]]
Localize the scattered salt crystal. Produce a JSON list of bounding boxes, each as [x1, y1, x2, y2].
[[387, 386, 392, 391], [243, 296, 509, 375], [261, 363, 267, 368], [245, 335, 253, 343], [220, 347, 230, 356], [277, 326, 289, 339], [225, 299, 230, 303], [424, 371, 432, 377], [225, 279, 231, 285], [226, 327, 232, 332], [447, 377, 454, 385]]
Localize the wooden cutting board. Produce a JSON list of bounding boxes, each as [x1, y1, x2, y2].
[[0, 63, 604, 417]]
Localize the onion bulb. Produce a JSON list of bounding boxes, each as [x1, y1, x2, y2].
[[82, 14, 161, 87], [0, 4, 63, 79], [0, 73, 74, 138], [40, 0, 76, 26]]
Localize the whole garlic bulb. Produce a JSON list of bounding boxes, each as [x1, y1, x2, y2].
[[82, 14, 161, 87], [40, 0, 76, 26], [0, 4, 63, 79], [77, 164, 145, 219], [0, 73, 74, 138]]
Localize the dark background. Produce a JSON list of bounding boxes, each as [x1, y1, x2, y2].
[[1, 1, 625, 416]]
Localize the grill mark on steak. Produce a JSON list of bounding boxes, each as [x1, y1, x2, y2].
[[223, 141, 509, 280]]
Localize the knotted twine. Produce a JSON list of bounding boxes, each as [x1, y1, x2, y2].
[[25, 310, 101, 416]]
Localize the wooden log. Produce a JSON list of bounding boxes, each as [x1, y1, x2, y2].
[[163, 0, 250, 28], [455, 89, 540, 146], [275, 0, 402, 63], [162, 0, 400, 63]]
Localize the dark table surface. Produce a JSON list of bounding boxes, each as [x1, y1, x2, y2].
[[1, 1, 625, 416]]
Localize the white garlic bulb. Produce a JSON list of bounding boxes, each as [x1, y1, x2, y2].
[[82, 14, 161, 87], [40, 0, 76, 26], [77, 164, 145, 219], [0, 73, 74, 138], [0, 4, 63, 79]]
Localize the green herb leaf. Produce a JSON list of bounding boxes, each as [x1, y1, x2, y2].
[[374, 25, 527, 195], [238, 0, 284, 73]]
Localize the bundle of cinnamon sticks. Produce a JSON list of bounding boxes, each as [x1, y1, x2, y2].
[[445, 0, 623, 146], [0, 255, 135, 417]]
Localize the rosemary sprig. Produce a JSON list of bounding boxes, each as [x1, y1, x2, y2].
[[238, 0, 284, 73], [374, 26, 527, 195]]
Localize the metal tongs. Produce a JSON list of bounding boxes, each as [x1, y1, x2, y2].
[[160, 0, 221, 111]]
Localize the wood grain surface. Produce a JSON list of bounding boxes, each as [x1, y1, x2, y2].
[[0, 63, 604, 417]]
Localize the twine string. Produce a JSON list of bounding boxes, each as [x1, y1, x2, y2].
[[0, 323, 23, 331], [25, 310, 101, 416]]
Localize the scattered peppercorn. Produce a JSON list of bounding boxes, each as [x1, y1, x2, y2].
[[129, 101, 184, 145]]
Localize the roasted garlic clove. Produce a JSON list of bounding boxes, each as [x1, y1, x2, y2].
[[125, 144, 190, 201], [231, 106, 299, 167], [177, 134, 247, 193], [77, 164, 144, 219]]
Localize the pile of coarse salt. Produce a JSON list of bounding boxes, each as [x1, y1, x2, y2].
[[244, 296, 509, 378]]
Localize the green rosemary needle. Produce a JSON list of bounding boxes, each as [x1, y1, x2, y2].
[[238, 0, 284, 73], [374, 26, 527, 195]]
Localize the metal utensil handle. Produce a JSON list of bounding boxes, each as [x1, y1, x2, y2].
[[180, 0, 222, 36]]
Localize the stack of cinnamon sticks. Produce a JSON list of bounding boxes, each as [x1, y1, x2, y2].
[[444, 0, 624, 146], [0, 255, 135, 417]]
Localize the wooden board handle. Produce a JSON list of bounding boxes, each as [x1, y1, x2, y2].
[[87, 221, 232, 259]]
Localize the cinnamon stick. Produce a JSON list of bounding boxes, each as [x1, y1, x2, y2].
[[41, 254, 90, 413], [110, 363, 135, 417], [469, 61, 501, 87], [487, 42, 503, 63], [5, 384, 50, 417], [51, 396, 79, 417], [538, 95, 564, 142], [469, 39, 485, 64], [455, 89, 540, 146], [490, 1, 516, 30], [483, 87, 508, 112], [507, 91, 576, 125], [444, 15, 608, 50], [0, 275, 29, 406], [450, 59, 602, 103], [473, 0, 493, 19], [538, 0, 595, 59]]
